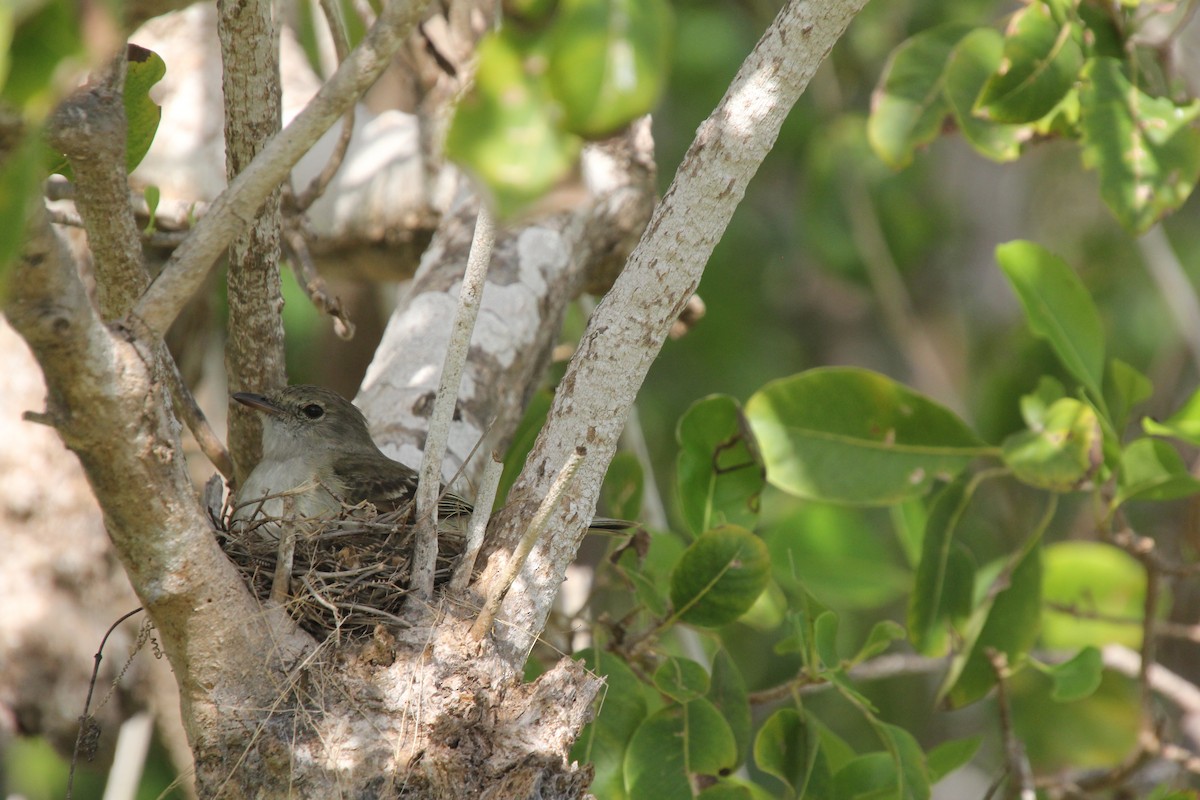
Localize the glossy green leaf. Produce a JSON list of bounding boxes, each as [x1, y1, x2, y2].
[[547, 0, 672, 138], [1116, 437, 1200, 504], [945, 543, 1043, 707], [670, 525, 770, 628], [745, 367, 989, 506], [572, 647, 647, 800], [676, 394, 764, 535], [868, 23, 973, 169], [926, 736, 981, 783], [707, 650, 752, 769], [831, 752, 897, 799], [653, 656, 710, 703], [754, 709, 832, 797], [123, 44, 165, 174], [1080, 57, 1200, 234], [909, 478, 976, 654], [446, 29, 581, 216], [1039, 646, 1103, 702], [975, 1, 1083, 123], [1041, 541, 1145, 649], [624, 699, 737, 797], [996, 241, 1106, 401], [1002, 397, 1102, 491], [943, 28, 1025, 161], [1143, 384, 1200, 446]]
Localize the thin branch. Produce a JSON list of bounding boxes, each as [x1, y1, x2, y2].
[[157, 341, 234, 482], [479, 0, 872, 667], [45, 51, 149, 319], [472, 449, 584, 641], [450, 453, 503, 593], [411, 204, 495, 600], [291, 0, 356, 212], [282, 226, 355, 339], [987, 649, 1035, 800], [130, 0, 432, 338], [747, 653, 947, 705]]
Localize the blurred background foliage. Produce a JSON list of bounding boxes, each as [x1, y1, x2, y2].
[[7, 0, 1200, 796]]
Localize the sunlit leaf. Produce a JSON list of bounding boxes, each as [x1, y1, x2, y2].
[[745, 367, 989, 506], [1001, 397, 1102, 491], [975, 1, 1083, 123], [1143, 384, 1200, 446], [446, 29, 581, 216], [123, 44, 165, 173], [868, 23, 973, 169], [1080, 57, 1200, 234], [547, 0, 672, 138], [1041, 541, 1146, 650], [996, 241, 1106, 402], [1116, 437, 1200, 504], [944, 27, 1026, 161]]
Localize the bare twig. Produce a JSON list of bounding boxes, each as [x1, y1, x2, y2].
[[281, 226, 355, 339], [67, 607, 143, 800], [131, 0, 432, 338], [987, 649, 1035, 800], [747, 652, 947, 705], [291, 0, 356, 212], [412, 204, 495, 600], [472, 449, 584, 641], [157, 341, 235, 482], [450, 453, 503, 593]]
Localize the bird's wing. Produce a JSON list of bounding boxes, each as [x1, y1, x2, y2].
[[327, 452, 419, 512]]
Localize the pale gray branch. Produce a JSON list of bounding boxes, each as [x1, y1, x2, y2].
[[480, 0, 871, 667]]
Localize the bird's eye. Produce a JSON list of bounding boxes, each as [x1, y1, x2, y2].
[[301, 403, 324, 420]]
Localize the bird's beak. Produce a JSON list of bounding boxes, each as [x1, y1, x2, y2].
[[232, 392, 285, 416]]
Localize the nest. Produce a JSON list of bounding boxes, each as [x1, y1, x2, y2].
[[216, 505, 465, 640]]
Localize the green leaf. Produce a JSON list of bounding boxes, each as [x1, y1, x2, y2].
[[909, 478, 976, 654], [943, 28, 1026, 161], [0, 131, 42, 294], [975, 1, 1083, 123], [696, 784, 755, 800], [926, 736, 981, 783], [853, 620, 907, 664], [766, 504, 912, 609], [707, 650, 752, 769], [814, 610, 841, 670], [2, 0, 81, 114], [1143, 384, 1200, 446], [1105, 359, 1152, 433], [1116, 437, 1200, 504], [1042, 541, 1146, 649], [878, 722, 931, 800], [832, 752, 898, 799], [572, 648, 647, 800], [753, 709, 831, 797], [547, 0, 672, 138], [602, 451, 644, 523], [996, 241, 1106, 401], [141, 184, 160, 235], [1001, 397, 1102, 491], [653, 656, 710, 703], [945, 542, 1043, 707], [670, 525, 770, 628], [1037, 646, 1104, 702], [123, 44, 165, 173], [1079, 57, 1200, 234], [868, 23, 973, 169], [446, 29, 581, 216], [1019, 375, 1067, 429], [675, 394, 764, 535], [745, 367, 989, 506], [624, 699, 737, 797]]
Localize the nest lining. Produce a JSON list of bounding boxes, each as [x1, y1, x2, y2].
[[217, 505, 464, 639]]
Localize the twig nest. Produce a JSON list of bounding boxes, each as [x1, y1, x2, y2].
[[216, 502, 464, 639]]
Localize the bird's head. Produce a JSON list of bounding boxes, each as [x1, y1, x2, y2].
[[233, 385, 378, 461]]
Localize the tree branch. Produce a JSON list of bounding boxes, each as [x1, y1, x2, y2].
[[130, 0, 432, 338], [218, 0, 288, 480], [478, 0, 870, 667]]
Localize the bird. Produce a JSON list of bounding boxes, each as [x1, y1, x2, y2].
[[229, 384, 630, 536]]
